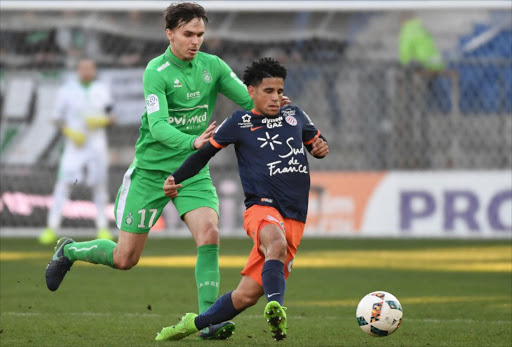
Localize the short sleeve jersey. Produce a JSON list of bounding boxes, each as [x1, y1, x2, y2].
[[134, 47, 253, 172], [210, 105, 320, 222]]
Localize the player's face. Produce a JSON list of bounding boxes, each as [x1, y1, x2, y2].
[[249, 78, 284, 116], [166, 18, 205, 61], [78, 60, 96, 83]]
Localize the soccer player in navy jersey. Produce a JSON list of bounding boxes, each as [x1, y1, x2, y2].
[[155, 57, 329, 342]]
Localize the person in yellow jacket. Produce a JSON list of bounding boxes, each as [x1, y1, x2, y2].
[[39, 59, 115, 244], [399, 14, 444, 71]]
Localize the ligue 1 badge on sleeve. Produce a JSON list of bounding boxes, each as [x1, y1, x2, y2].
[[202, 69, 212, 84]]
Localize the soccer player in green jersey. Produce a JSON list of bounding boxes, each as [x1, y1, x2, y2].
[[45, 2, 288, 340]]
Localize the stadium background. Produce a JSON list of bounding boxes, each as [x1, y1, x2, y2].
[[0, 1, 511, 239], [0, 2, 511, 347]]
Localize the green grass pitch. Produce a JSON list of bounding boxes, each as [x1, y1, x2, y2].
[[0, 237, 510, 347]]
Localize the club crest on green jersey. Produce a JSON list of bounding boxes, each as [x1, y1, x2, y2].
[[174, 79, 182, 88], [125, 213, 133, 225], [202, 69, 212, 84]]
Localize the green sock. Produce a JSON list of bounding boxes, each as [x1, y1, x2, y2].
[[63, 239, 116, 268], [195, 244, 220, 314]]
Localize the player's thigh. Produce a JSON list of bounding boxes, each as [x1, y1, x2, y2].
[[174, 177, 220, 244], [282, 219, 305, 278], [243, 205, 286, 253], [259, 223, 287, 257], [183, 207, 219, 246], [114, 165, 170, 233], [172, 176, 219, 218]]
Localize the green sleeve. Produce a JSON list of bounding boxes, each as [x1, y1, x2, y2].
[[217, 58, 254, 110], [143, 68, 196, 150]]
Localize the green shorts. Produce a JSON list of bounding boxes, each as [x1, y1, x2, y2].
[[114, 164, 219, 233]]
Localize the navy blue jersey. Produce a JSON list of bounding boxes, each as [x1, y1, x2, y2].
[[210, 105, 320, 222]]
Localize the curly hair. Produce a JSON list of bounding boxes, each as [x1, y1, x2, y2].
[[164, 2, 208, 30], [243, 57, 287, 87]]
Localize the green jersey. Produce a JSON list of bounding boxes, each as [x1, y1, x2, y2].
[[134, 46, 253, 172]]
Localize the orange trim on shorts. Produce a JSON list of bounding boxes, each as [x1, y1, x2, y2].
[[209, 137, 226, 148], [241, 205, 305, 286], [303, 130, 321, 145]]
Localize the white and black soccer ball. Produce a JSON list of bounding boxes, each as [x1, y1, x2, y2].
[[356, 291, 403, 337]]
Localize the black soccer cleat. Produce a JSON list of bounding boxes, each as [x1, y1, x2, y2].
[[46, 237, 74, 291]]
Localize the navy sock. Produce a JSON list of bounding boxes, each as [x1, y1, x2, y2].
[[261, 259, 286, 305], [194, 291, 241, 330]]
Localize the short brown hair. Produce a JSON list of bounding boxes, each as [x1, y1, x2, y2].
[[164, 2, 208, 30]]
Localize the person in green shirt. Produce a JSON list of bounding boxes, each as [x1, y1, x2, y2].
[[45, 2, 289, 340], [399, 13, 444, 71]]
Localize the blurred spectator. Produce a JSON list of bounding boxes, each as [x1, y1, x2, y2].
[[396, 12, 453, 168], [39, 59, 115, 245], [399, 12, 444, 71]]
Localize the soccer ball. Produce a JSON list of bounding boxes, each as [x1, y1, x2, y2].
[[356, 291, 403, 337]]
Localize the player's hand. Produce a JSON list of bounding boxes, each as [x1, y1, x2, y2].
[[193, 121, 216, 149], [280, 96, 291, 106], [62, 127, 86, 147], [311, 135, 329, 158], [163, 175, 183, 198]]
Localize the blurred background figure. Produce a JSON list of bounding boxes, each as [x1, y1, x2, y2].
[[399, 11, 444, 71], [396, 11, 448, 169], [39, 58, 115, 245], [0, 3, 509, 238]]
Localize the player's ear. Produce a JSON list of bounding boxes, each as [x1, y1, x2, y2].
[[165, 29, 174, 42], [247, 85, 255, 99]]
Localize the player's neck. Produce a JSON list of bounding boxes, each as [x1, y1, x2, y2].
[[252, 108, 279, 118]]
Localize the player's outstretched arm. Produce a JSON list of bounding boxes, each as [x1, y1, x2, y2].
[[308, 135, 329, 159], [163, 142, 222, 198]]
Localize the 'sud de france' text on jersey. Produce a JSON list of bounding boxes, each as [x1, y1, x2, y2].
[[210, 106, 320, 222]]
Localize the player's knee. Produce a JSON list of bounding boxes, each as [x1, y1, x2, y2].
[[196, 224, 219, 245], [113, 254, 139, 270], [115, 259, 138, 270], [243, 294, 260, 308], [234, 292, 260, 309]]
